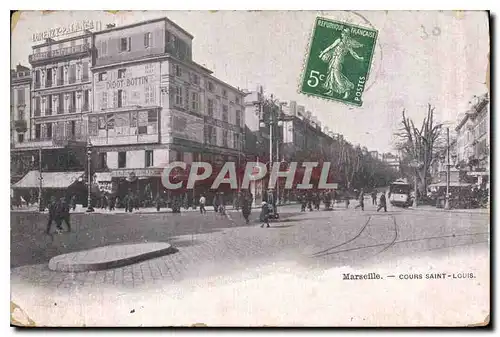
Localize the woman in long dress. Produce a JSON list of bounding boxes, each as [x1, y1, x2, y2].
[[319, 28, 365, 99]]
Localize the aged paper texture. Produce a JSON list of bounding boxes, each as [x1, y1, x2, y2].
[[10, 10, 490, 327]]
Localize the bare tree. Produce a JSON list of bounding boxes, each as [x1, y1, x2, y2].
[[395, 104, 443, 194]]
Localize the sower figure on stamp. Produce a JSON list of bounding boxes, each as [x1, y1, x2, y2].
[[319, 28, 364, 99], [377, 192, 387, 212]]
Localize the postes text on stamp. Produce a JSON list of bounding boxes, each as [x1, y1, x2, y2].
[[300, 17, 378, 107]]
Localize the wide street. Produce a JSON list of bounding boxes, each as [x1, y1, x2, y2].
[[11, 202, 490, 326]]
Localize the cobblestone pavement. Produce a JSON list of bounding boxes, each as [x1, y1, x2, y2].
[[10, 202, 490, 326], [11, 203, 489, 290]]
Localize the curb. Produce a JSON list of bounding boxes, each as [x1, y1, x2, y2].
[[407, 207, 489, 215], [48, 243, 178, 273]]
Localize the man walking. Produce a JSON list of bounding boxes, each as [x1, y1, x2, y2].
[[260, 201, 270, 228], [199, 194, 207, 214], [371, 190, 377, 205], [354, 189, 365, 211], [45, 196, 57, 236], [70, 194, 77, 211], [241, 192, 252, 224], [377, 192, 387, 212], [55, 197, 71, 232]]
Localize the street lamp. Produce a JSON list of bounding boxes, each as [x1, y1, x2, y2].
[[86, 140, 94, 212], [258, 95, 285, 205]]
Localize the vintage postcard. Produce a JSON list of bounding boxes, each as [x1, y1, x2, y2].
[[10, 10, 490, 327]]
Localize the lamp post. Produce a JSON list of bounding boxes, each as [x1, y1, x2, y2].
[[86, 140, 94, 212], [258, 95, 284, 202], [37, 147, 43, 212], [444, 127, 450, 210]]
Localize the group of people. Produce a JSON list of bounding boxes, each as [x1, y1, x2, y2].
[[354, 189, 388, 212], [46, 196, 71, 236], [297, 190, 337, 212], [198, 191, 255, 224]]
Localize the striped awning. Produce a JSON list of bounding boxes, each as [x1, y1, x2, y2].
[[13, 170, 84, 189]]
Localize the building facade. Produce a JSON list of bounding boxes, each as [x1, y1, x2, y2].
[[10, 65, 32, 183], [90, 18, 246, 200]]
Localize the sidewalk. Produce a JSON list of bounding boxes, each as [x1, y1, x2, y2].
[[408, 204, 490, 215], [11, 202, 301, 215]]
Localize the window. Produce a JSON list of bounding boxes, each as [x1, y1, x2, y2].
[[57, 66, 64, 85], [98, 72, 107, 81], [223, 130, 228, 147], [211, 127, 217, 145], [58, 93, 64, 113], [191, 92, 199, 112], [17, 89, 25, 105], [34, 70, 41, 88], [101, 41, 108, 56], [120, 37, 131, 52], [82, 62, 89, 81], [222, 105, 228, 122], [118, 152, 126, 168], [70, 121, 76, 136], [234, 133, 241, 150], [145, 150, 154, 167], [34, 97, 41, 116], [145, 86, 155, 105], [208, 81, 214, 92], [46, 123, 52, 139], [70, 40, 76, 47], [191, 73, 200, 85], [175, 64, 182, 77], [69, 64, 76, 84], [101, 92, 108, 110], [118, 89, 124, 108], [46, 95, 52, 115], [118, 69, 126, 79], [175, 86, 183, 106], [97, 153, 107, 169], [83, 90, 90, 111], [176, 151, 183, 162], [46, 68, 52, 87], [236, 96, 240, 105], [144, 32, 152, 48], [69, 92, 76, 112], [17, 134, 24, 143], [148, 110, 158, 134], [222, 89, 227, 98], [236, 110, 241, 126], [207, 99, 214, 117], [35, 124, 41, 139]]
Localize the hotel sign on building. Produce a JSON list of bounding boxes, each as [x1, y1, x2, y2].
[[31, 20, 102, 42]]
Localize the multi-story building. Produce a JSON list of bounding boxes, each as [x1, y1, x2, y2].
[[10, 64, 32, 183], [455, 93, 489, 186], [381, 152, 400, 172], [89, 18, 246, 199]]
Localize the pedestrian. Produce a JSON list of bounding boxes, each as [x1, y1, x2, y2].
[[371, 190, 377, 205], [300, 193, 307, 212], [307, 191, 313, 211], [213, 194, 219, 213], [45, 196, 57, 236], [259, 201, 270, 228], [134, 193, 140, 210], [241, 193, 252, 224], [155, 193, 163, 212], [55, 197, 71, 232], [126, 190, 134, 213], [377, 192, 387, 212], [109, 194, 116, 211], [314, 192, 321, 210], [70, 194, 77, 211], [354, 189, 365, 211], [199, 194, 207, 214]]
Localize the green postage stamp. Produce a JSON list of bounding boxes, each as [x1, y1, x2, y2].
[[300, 17, 378, 107]]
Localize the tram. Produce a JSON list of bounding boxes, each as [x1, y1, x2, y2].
[[389, 179, 413, 207]]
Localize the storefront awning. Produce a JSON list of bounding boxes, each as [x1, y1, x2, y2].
[[428, 182, 472, 188], [13, 170, 84, 189], [94, 172, 112, 182]]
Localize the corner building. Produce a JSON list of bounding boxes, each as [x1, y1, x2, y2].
[[90, 18, 246, 201]]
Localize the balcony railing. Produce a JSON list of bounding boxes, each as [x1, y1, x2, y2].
[[57, 78, 64, 86], [82, 75, 89, 82], [46, 79, 52, 88], [34, 109, 41, 117], [82, 103, 90, 112], [57, 108, 64, 115], [69, 77, 77, 84], [34, 82, 41, 89], [68, 105, 76, 113], [29, 43, 90, 63]]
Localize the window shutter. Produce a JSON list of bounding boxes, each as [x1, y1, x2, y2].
[[123, 90, 127, 106], [113, 91, 118, 108]]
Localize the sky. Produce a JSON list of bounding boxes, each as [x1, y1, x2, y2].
[[11, 10, 489, 153]]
